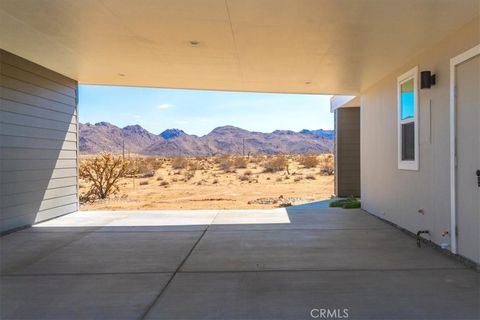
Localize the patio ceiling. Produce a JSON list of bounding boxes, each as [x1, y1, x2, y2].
[[0, 0, 478, 94]]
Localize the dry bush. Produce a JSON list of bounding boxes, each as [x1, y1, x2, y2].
[[171, 157, 189, 169], [156, 176, 163, 181], [171, 178, 178, 183], [212, 179, 219, 184], [238, 174, 250, 182], [233, 157, 248, 168], [214, 155, 230, 164], [306, 174, 316, 180], [319, 154, 335, 175], [160, 181, 169, 187], [184, 171, 195, 181], [298, 154, 319, 168], [129, 160, 153, 178], [250, 156, 264, 164], [276, 177, 283, 182], [219, 159, 236, 173], [188, 160, 206, 171], [244, 170, 252, 176], [129, 157, 163, 177], [294, 176, 303, 182], [139, 180, 149, 186], [79, 153, 131, 202], [263, 155, 288, 173], [143, 157, 163, 170]]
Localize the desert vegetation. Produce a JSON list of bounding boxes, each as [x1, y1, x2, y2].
[[79, 153, 334, 210]]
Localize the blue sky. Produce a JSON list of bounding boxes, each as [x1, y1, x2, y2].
[[79, 85, 333, 136]]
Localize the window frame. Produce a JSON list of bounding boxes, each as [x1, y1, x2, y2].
[[397, 66, 419, 171]]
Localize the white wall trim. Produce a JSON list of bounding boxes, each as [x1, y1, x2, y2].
[[449, 44, 480, 254], [397, 66, 419, 171]]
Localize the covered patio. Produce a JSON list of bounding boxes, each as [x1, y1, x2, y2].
[[1, 204, 478, 319]]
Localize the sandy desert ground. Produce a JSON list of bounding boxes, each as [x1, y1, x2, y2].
[[79, 154, 334, 210]]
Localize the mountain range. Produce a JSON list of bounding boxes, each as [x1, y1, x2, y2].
[[79, 122, 334, 156]]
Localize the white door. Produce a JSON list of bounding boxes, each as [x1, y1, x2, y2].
[[455, 54, 480, 262]]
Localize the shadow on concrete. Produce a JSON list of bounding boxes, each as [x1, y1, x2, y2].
[[1, 207, 478, 320]]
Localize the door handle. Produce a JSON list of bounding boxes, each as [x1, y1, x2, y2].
[[477, 170, 480, 187]]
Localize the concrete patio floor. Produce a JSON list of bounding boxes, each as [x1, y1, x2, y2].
[[1, 204, 478, 320]]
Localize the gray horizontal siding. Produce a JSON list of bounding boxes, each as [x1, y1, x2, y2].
[[1, 203, 78, 232], [0, 98, 77, 123], [0, 49, 78, 233], [1, 177, 77, 196], [1, 87, 76, 115], [0, 135, 77, 150], [1, 159, 77, 171], [0, 122, 77, 141], [1, 186, 78, 208]]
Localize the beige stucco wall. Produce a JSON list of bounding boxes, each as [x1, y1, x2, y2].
[[360, 18, 479, 262]]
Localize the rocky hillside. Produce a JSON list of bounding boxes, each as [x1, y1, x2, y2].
[[80, 122, 334, 155], [79, 122, 161, 154]]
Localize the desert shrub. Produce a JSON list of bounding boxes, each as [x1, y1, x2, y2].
[[171, 178, 178, 182], [79, 153, 131, 202], [139, 180, 149, 186], [298, 154, 319, 168], [319, 154, 335, 175], [188, 160, 205, 171], [250, 156, 263, 164], [156, 176, 163, 181], [129, 161, 153, 178], [143, 157, 163, 170], [276, 177, 283, 182], [233, 157, 248, 168], [219, 159, 236, 173], [171, 157, 189, 169], [129, 157, 162, 177], [263, 155, 288, 173], [238, 174, 250, 182], [160, 181, 169, 187], [305, 174, 316, 180], [214, 155, 230, 164], [244, 170, 252, 176], [212, 179, 219, 184], [329, 197, 361, 209], [294, 176, 303, 182], [184, 171, 195, 181]]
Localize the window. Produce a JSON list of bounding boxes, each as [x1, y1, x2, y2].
[[397, 67, 418, 170]]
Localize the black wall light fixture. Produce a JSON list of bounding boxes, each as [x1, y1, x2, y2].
[[420, 71, 436, 89]]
